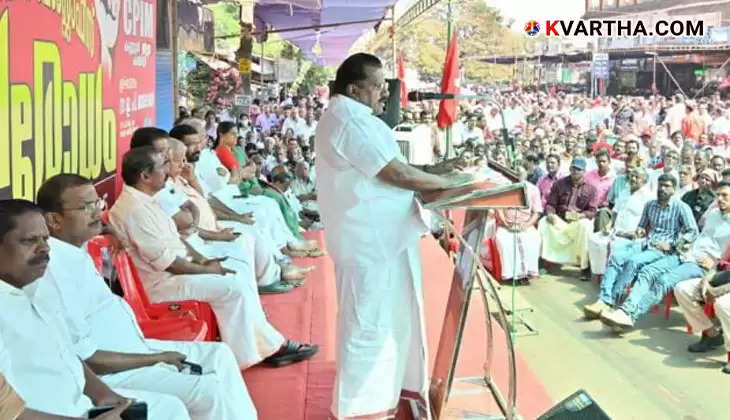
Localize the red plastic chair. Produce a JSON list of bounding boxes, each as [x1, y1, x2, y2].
[[88, 236, 219, 341], [114, 251, 209, 341]]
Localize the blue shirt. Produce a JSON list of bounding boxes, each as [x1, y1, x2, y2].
[[607, 174, 630, 206], [638, 199, 698, 247]]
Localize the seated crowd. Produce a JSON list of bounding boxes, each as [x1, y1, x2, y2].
[[437, 91, 730, 374], [3, 89, 730, 418], [0, 97, 327, 419]]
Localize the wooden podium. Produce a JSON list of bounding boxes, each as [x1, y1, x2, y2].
[[420, 163, 527, 420]]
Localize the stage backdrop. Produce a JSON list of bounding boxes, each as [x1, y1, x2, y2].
[[0, 0, 157, 201]]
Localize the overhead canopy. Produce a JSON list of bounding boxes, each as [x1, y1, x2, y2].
[[254, 1, 397, 66]]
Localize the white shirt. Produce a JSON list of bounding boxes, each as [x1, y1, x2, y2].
[[710, 116, 730, 136], [315, 95, 428, 265], [0, 278, 93, 417], [281, 117, 307, 138], [44, 238, 153, 356], [195, 148, 231, 197], [613, 186, 653, 234], [683, 208, 730, 263], [666, 104, 685, 134], [155, 179, 188, 217], [291, 176, 315, 197]]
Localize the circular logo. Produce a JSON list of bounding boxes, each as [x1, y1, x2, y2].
[[524, 20, 540, 37]]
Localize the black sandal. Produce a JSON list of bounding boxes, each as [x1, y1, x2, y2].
[[264, 340, 319, 367]]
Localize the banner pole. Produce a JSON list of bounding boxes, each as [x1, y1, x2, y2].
[[444, 0, 453, 161]]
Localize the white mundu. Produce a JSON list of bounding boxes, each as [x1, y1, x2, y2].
[[316, 94, 430, 418], [110, 184, 286, 368], [195, 148, 298, 251], [588, 185, 653, 275], [41, 236, 257, 420], [0, 279, 190, 420]]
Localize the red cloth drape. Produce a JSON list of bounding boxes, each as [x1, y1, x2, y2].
[[437, 33, 460, 129]]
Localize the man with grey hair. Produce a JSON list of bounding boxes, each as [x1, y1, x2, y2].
[[586, 167, 653, 285]]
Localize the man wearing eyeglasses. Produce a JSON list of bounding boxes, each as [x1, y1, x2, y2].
[[35, 174, 258, 419]]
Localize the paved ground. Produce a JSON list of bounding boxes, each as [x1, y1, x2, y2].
[[499, 266, 729, 420]]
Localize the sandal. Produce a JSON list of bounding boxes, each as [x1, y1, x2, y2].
[[258, 281, 296, 295], [305, 248, 326, 258], [264, 340, 319, 367]]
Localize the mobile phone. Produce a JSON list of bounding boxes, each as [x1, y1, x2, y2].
[[181, 360, 202, 375], [88, 401, 148, 419]]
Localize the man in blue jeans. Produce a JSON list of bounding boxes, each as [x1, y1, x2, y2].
[[601, 182, 730, 329], [583, 174, 698, 320]]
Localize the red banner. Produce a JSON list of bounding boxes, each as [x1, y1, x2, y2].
[[0, 0, 157, 201]]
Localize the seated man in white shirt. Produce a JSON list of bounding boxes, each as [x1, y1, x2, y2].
[[163, 139, 313, 292], [109, 146, 318, 369], [36, 174, 259, 419], [585, 167, 652, 291], [0, 199, 190, 420], [134, 130, 312, 292], [170, 124, 321, 257]]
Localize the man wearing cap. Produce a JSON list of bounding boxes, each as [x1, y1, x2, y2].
[[682, 169, 719, 224], [538, 156, 597, 278]]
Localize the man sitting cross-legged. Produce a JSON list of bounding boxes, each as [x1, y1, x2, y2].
[[109, 146, 318, 369], [600, 182, 730, 330], [0, 200, 190, 420], [586, 167, 653, 284], [675, 266, 730, 374], [36, 174, 259, 419], [538, 157, 597, 279], [583, 174, 698, 320]]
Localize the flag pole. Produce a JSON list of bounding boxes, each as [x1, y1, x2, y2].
[[444, 0, 453, 161]]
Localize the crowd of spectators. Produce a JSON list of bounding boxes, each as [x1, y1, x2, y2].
[[3, 86, 730, 419]]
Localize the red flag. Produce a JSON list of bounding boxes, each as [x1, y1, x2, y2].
[[437, 33, 460, 129], [719, 74, 730, 89], [397, 54, 408, 109]]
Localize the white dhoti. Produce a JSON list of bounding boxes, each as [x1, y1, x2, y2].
[[538, 217, 593, 269], [675, 278, 730, 351], [494, 226, 541, 280], [331, 245, 429, 419], [114, 388, 191, 420], [212, 188, 297, 250], [104, 341, 256, 420], [147, 257, 285, 368], [188, 229, 281, 287], [587, 234, 630, 275]]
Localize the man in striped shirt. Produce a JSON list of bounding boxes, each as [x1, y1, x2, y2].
[[601, 182, 730, 330], [584, 173, 698, 320]]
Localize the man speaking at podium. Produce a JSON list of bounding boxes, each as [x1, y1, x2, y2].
[[315, 53, 472, 419]]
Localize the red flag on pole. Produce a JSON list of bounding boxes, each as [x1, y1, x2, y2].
[[437, 33, 460, 129], [397, 54, 408, 109], [719, 74, 730, 89]]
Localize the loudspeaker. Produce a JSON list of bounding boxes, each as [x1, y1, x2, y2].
[[379, 78, 402, 129], [537, 390, 610, 420]]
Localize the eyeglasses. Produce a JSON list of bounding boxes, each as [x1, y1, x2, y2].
[[63, 197, 107, 213]]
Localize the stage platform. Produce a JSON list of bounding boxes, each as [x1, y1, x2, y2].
[[243, 230, 553, 419]]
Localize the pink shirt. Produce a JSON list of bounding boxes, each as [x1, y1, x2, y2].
[[537, 172, 560, 209], [584, 168, 616, 208], [500, 183, 543, 225]]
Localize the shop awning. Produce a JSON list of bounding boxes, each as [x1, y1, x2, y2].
[[254, 1, 397, 66]]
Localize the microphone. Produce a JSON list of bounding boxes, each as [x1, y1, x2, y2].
[[407, 91, 459, 101]]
